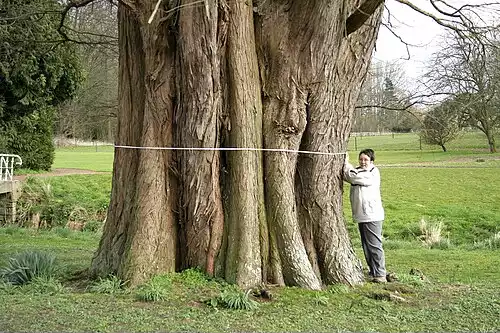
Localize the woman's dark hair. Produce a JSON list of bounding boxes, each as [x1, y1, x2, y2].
[[359, 148, 375, 162]]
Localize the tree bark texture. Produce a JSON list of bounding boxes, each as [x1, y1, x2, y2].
[[175, 0, 225, 277], [221, 0, 266, 287], [92, 0, 384, 289], [91, 3, 178, 286]]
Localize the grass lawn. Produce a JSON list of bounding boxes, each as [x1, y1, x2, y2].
[[348, 131, 492, 151], [379, 167, 500, 244], [52, 145, 114, 172], [1, 131, 499, 332], [0, 229, 499, 332]]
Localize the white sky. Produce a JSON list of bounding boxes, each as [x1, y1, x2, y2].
[[373, 0, 446, 79], [373, 0, 500, 80]]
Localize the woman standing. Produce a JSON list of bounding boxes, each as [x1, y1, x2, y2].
[[344, 149, 387, 283]]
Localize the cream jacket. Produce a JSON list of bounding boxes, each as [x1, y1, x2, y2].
[[343, 162, 384, 223]]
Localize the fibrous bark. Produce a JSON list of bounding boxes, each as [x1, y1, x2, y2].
[[91, 3, 178, 286], [176, 0, 224, 276]]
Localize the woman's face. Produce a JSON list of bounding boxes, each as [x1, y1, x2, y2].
[[358, 153, 372, 169]]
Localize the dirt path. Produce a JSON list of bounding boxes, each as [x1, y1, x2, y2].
[[14, 168, 109, 181]]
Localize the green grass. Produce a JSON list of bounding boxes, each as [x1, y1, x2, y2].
[[382, 168, 500, 244], [0, 229, 100, 277], [349, 131, 493, 151], [0, 229, 499, 332], [52, 145, 114, 172], [16, 175, 111, 229]]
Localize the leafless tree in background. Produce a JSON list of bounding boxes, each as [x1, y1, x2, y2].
[[355, 60, 420, 133], [56, 0, 118, 143], [425, 30, 500, 152]]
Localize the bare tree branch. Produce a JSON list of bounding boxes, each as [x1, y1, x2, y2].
[[394, 0, 469, 37], [58, 0, 111, 44]]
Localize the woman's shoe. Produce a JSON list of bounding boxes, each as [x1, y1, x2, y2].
[[372, 276, 387, 283]]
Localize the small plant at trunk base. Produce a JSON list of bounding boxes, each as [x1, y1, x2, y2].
[[89, 275, 125, 294], [22, 276, 65, 295], [176, 268, 211, 288], [205, 286, 259, 310], [135, 279, 169, 302], [0, 250, 57, 285], [312, 292, 329, 306], [327, 284, 350, 294]]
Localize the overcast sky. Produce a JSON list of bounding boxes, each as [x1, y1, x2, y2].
[[373, 0, 446, 78], [373, 0, 500, 79]]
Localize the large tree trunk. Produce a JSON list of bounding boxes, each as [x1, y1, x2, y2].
[[296, 22, 382, 285], [221, 0, 266, 287], [176, 0, 225, 276], [255, 1, 323, 290], [255, 1, 382, 287], [91, 0, 384, 289], [91, 3, 178, 286]]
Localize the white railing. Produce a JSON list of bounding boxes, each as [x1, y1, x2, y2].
[[0, 154, 23, 181]]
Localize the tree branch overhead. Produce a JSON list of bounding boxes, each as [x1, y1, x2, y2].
[[346, 0, 385, 36]]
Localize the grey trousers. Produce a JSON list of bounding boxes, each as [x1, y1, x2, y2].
[[358, 221, 386, 277]]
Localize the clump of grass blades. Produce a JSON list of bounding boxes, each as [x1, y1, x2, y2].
[[419, 217, 451, 249], [0, 226, 26, 236], [327, 284, 350, 294], [16, 178, 54, 227], [135, 279, 169, 302], [22, 276, 65, 295], [0, 280, 17, 293], [397, 273, 426, 287], [206, 286, 259, 310], [89, 275, 125, 294], [54, 227, 73, 238], [176, 268, 211, 287], [472, 232, 500, 249], [312, 292, 329, 306], [0, 250, 58, 285]]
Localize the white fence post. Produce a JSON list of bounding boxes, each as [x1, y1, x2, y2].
[[0, 154, 23, 181]]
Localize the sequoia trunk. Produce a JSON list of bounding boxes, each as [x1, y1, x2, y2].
[[255, 1, 382, 287], [296, 18, 383, 285], [92, 0, 384, 289], [91, 3, 178, 286], [176, 0, 225, 276], [220, 0, 266, 287]]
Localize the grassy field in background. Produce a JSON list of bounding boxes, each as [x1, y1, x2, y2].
[[379, 167, 500, 244], [52, 145, 114, 172], [1, 131, 499, 332], [348, 131, 492, 151]]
